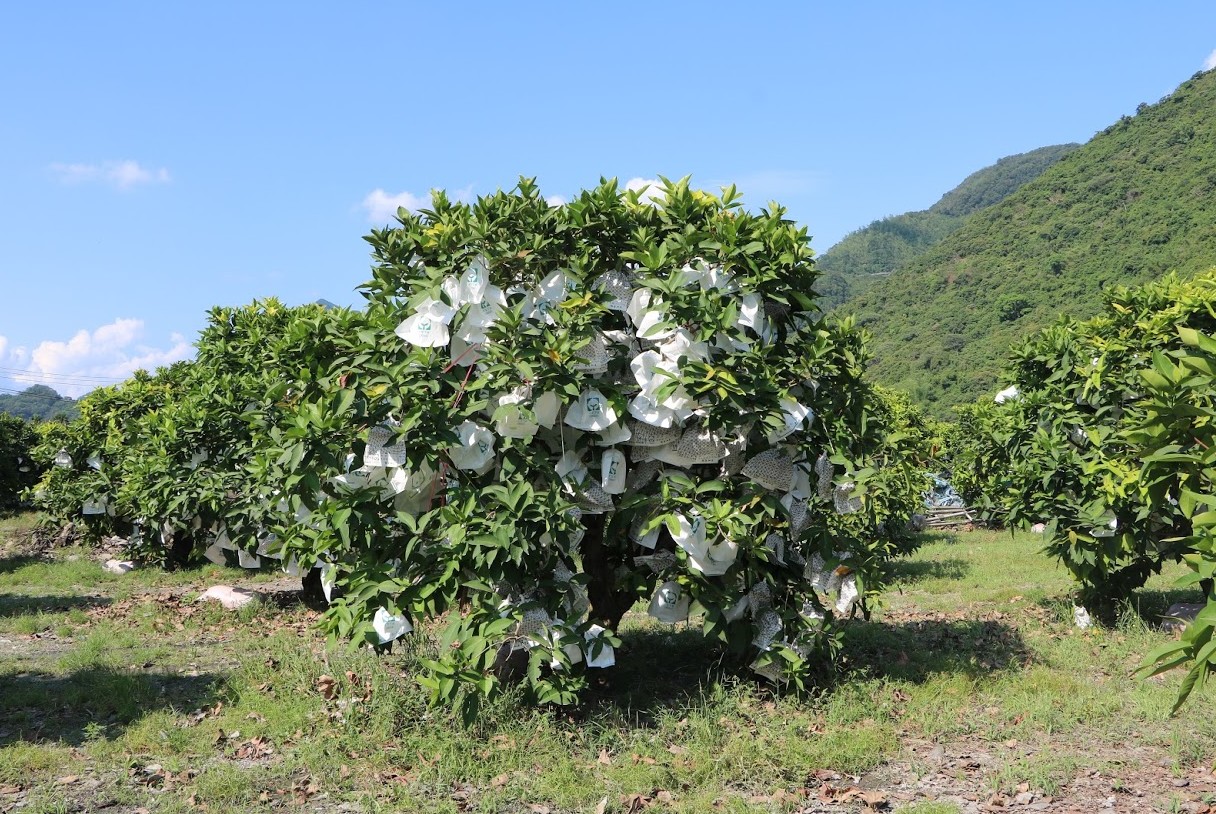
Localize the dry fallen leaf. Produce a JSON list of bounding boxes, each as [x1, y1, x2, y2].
[[316, 674, 338, 700], [818, 783, 861, 802], [491, 773, 510, 789], [620, 793, 652, 813], [597, 749, 613, 766], [594, 796, 608, 814], [857, 789, 887, 809], [55, 775, 79, 786]]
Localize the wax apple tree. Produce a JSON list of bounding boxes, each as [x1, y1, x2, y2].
[[31, 301, 343, 567], [973, 272, 1216, 619], [253, 177, 923, 706], [0, 414, 42, 515]]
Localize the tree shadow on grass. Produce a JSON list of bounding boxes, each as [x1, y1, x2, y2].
[[1031, 585, 1207, 629], [1123, 586, 1207, 623], [0, 665, 223, 746], [0, 553, 45, 576], [882, 556, 971, 586], [576, 626, 742, 726], [573, 613, 1033, 727], [0, 593, 111, 618], [842, 616, 1033, 683]]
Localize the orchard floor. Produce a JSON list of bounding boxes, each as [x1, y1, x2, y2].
[[1, 513, 1214, 814]]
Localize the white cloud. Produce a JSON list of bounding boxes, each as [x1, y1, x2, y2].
[[362, 185, 477, 223], [0, 335, 29, 369], [362, 188, 431, 222], [1203, 49, 1216, 72], [50, 160, 171, 190], [625, 177, 665, 204], [1, 319, 193, 397], [545, 194, 567, 207]]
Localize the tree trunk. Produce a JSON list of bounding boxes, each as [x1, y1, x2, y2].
[[166, 528, 194, 570], [579, 513, 636, 631]]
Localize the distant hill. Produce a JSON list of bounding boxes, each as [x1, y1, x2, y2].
[[816, 144, 1079, 309], [841, 69, 1216, 417], [0, 384, 79, 422]]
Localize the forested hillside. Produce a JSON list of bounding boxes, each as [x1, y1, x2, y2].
[[0, 384, 79, 422], [816, 144, 1078, 309], [842, 69, 1216, 416]]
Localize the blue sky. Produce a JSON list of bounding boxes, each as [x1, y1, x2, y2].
[[2, 2, 1214, 397]]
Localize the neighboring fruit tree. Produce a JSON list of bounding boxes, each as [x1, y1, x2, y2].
[[34, 178, 928, 707], [33, 301, 336, 565], [953, 271, 1216, 709], [0, 413, 42, 514]]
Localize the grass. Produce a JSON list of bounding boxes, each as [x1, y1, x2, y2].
[[2, 514, 1215, 812]]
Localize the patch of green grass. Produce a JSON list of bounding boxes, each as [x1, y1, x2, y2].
[[0, 511, 39, 537], [990, 749, 1086, 796], [0, 742, 71, 784], [899, 803, 963, 814], [191, 762, 263, 806]]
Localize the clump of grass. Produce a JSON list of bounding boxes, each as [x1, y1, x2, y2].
[[990, 750, 1085, 796], [0, 742, 71, 784], [899, 803, 963, 814]]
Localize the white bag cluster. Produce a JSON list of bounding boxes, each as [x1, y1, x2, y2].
[[374, 254, 866, 675]]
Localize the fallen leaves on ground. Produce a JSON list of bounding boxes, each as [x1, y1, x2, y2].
[[817, 782, 889, 811], [232, 735, 275, 760]]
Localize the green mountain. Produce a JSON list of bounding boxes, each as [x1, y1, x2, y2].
[[816, 144, 1079, 309], [841, 69, 1216, 417], [0, 384, 79, 422]]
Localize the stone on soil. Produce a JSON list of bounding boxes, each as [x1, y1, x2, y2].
[[198, 585, 260, 610]]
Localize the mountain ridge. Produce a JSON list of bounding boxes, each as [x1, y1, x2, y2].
[[840, 69, 1216, 416], [816, 144, 1079, 309]]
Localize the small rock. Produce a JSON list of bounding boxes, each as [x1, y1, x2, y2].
[[1172, 778, 1191, 787], [103, 559, 137, 574], [1031, 523, 1046, 534], [928, 744, 946, 765], [1014, 792, 1035, 805], [197, 585, 261, 610], [1102, 796, 1116, 808]]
